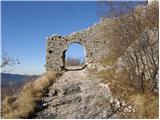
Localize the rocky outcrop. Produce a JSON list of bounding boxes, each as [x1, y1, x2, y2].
[[33, 70, 121, 119]]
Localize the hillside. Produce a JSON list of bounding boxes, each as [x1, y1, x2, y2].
[[1, 1, 159, 119], [1, 73, 39, 100], [1, 73, 39, 85]]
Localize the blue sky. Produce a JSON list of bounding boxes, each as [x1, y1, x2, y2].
[[2, 1, 99, 75], [1, 1, 146, 75], [65, 43, 86, 59]]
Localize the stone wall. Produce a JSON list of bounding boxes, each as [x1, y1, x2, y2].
[[46, 2, 156, 72], [46, 19, 110, 72]]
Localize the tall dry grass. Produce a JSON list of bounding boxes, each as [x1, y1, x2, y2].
[[1, 71, 58, 119], [96, 68, 159, 118]]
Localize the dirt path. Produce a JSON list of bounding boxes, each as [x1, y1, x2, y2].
[[33, 69, 121, 119]]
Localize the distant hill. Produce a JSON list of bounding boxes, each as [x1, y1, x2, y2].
[[1, 73, 40, 100], [1, 73, 39, 86]]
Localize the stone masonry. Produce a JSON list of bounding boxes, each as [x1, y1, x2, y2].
[[46, 1, 155, 72], [46, 18, 110, 72]]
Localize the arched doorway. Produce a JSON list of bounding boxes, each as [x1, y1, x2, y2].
[[62, 42, 86, 70]]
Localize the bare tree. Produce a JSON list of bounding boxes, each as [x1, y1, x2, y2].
[[1, 50, 19, 70], [98, 1, 159, 93], [1, 50, 20, 98]]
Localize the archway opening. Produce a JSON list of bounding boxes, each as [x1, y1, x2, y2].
[[64, 42, 86, 70]]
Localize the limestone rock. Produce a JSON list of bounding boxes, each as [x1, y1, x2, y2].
[[33, 70, 120, 119]]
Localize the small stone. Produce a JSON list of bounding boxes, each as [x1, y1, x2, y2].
[[43, 103, 48, 107], [122, 101, 125, 106], [128, 105, 132, 110], [132, 108, 135, 112], [109, 97, 114, 103], [49, 89, 58, 97]]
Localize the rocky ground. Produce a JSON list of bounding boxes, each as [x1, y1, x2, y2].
[[32, 69, 122, 119]]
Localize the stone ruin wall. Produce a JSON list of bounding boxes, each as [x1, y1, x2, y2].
[[46, 1, 156, 72], [46, 19, 111, 72]]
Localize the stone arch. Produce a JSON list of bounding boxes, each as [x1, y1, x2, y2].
[[62, 41, 87, 71], [46, 5, 152, 73], [46, 19, 109, 72]]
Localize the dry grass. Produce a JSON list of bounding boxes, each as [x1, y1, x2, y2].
[[130, 93, 159, 119], [1, 71, 58, 119], [96, 2, 159, 118], [96, 68, 159, 118]]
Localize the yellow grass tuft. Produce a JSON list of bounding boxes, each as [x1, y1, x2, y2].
[[1, 71, 58, 119]]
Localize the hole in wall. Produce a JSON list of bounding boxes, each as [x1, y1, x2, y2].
[[48, 50, 53, 54], [63, 42, 86, 70]]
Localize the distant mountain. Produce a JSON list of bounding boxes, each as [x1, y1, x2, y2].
[[1, 73, 39, 86], [1, 73, 40, 100]]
